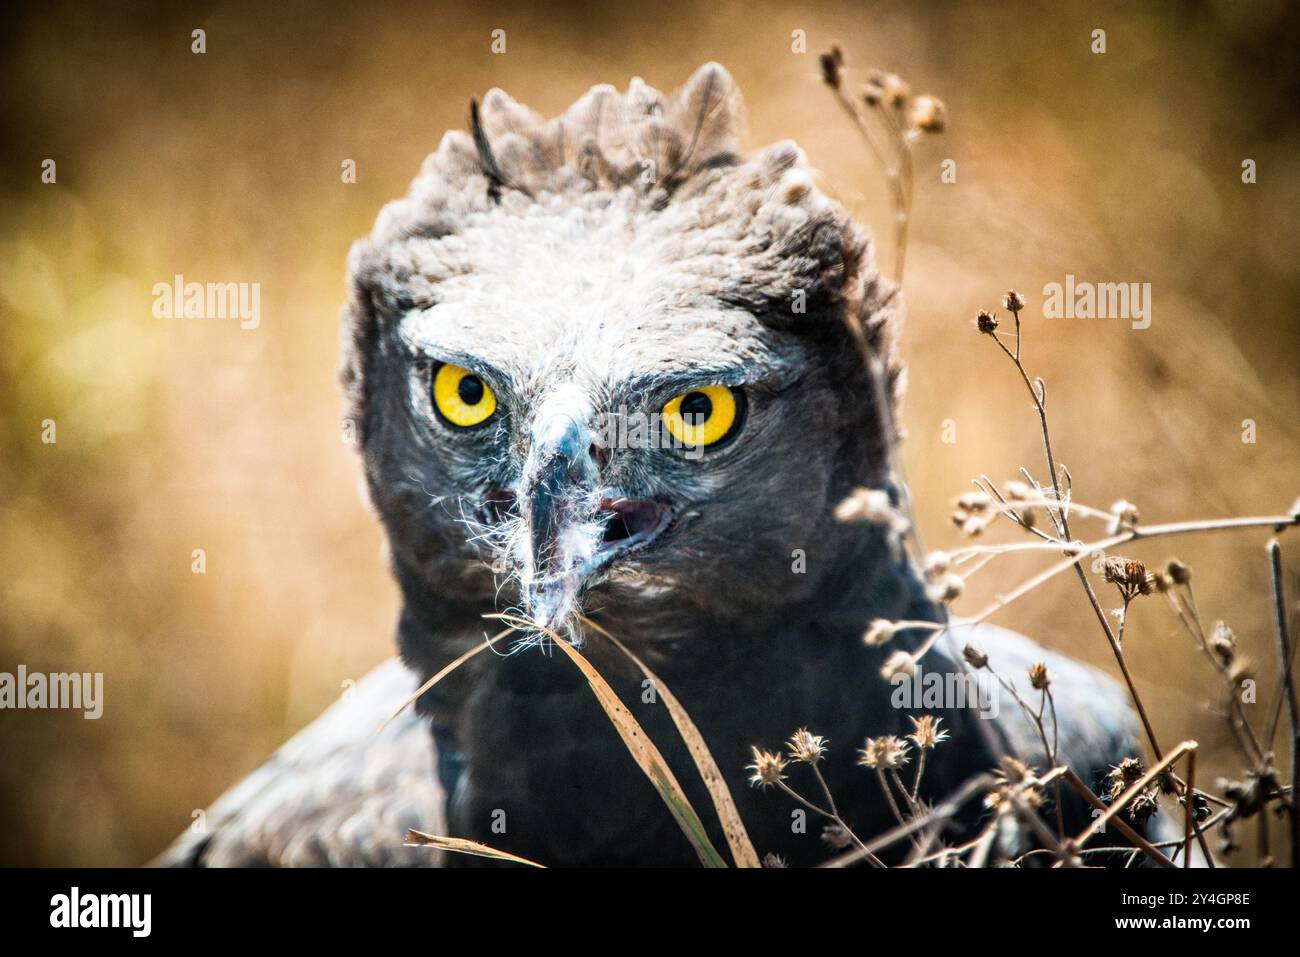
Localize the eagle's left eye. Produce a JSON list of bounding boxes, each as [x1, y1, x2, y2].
[[432, 363, 497, 428], [662, 385, 744, 449]]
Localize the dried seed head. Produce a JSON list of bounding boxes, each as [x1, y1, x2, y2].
[[786, 727, 829, 765], [746, 746, 788, 789], [1129, 791, 1160, 824], [1002, 480, 1034, 502], [963, 644, 989, 669], [835, 487, 904, 528], [996, 756, 1035, 786], [1003, 289, 1026, 313], [1109, 499, 1140, 532], [819, 52, 843, 89], [908, 93, 945, 132], [863, 618, 897, 647], [862, 82, 883, 107], [954, 492, 993, 536], [762, 852, 788, 868], [1106, 757, 1146, 801], [976, 309, 999, 334], [1210, 621, 1237, 666], [908, 714, 949, 750], [880, 72, 910, 107], [1165, 559, 1192, 585], [881, 650, 917, 680], [1102, 556, 1154, 600], [986, 756, 1044, 810], [858, 734, 911, 770], [821, 824, 853, 850], [925, 550, 952, 574], [956, 491, 993, 513], [1028, 662, 1052, 691], [926, 572, 965, 605]]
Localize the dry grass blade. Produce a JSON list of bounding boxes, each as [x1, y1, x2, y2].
[[577, 613, 761, 868], [488, 612, 728, 868], [405, 829, 545, 868], [377, 626, 514, 732]]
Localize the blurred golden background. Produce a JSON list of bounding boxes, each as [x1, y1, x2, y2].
[[2, 0, 1298, 865]]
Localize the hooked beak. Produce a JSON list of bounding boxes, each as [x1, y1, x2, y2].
[[515, 386, 671, 630]]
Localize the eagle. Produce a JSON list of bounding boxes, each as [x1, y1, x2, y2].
[[158, 64, 1155, 868]]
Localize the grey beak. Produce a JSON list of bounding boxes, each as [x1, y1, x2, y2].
[[517, 386, 603, 629]]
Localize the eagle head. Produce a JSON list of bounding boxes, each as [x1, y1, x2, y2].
[[341, 64, 903, 648]]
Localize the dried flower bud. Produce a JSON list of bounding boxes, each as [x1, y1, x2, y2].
[[821, 824, 853, 850], [879, 72, 909, 107], [985, 756, 1044, 811], [863, 619, 897, 647], [963, 644, 989, 669], [819, 52, 842, 89], [976, 309, 999, 334], [881, 650, 916, 681], [956, 491, 993, 513], [997, 756, 1035, 786], [1108, 499, 1141, 534], [835, 487, 903, 528], [1003, 480, 1034, 502], [925, 550, 952, 574], [1105, 757, 1146, 801], [1210, 621, 1236, 666], [1028, 662, 1052, 690], [1103, 556, 1154, 600], [746, 746, 788, 789], [1165, 559, 1192, 585], [907, 93, 945, 132], [926, 572, 965, 605], [1129, 790, 1160, 824], [1003, 289, 1026, 313]]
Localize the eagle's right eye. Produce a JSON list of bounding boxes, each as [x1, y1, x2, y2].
[[432, 363, 497, 428], [661, 384, 744, 449]]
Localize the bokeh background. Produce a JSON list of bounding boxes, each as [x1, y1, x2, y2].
[[2, 0, 1298, 866]]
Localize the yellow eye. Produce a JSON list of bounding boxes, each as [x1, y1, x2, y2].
[[432, 363, 497, 428], [662, 385, 743, 449]]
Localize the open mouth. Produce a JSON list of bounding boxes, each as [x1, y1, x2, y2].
[[595, 497, 672, 558]]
